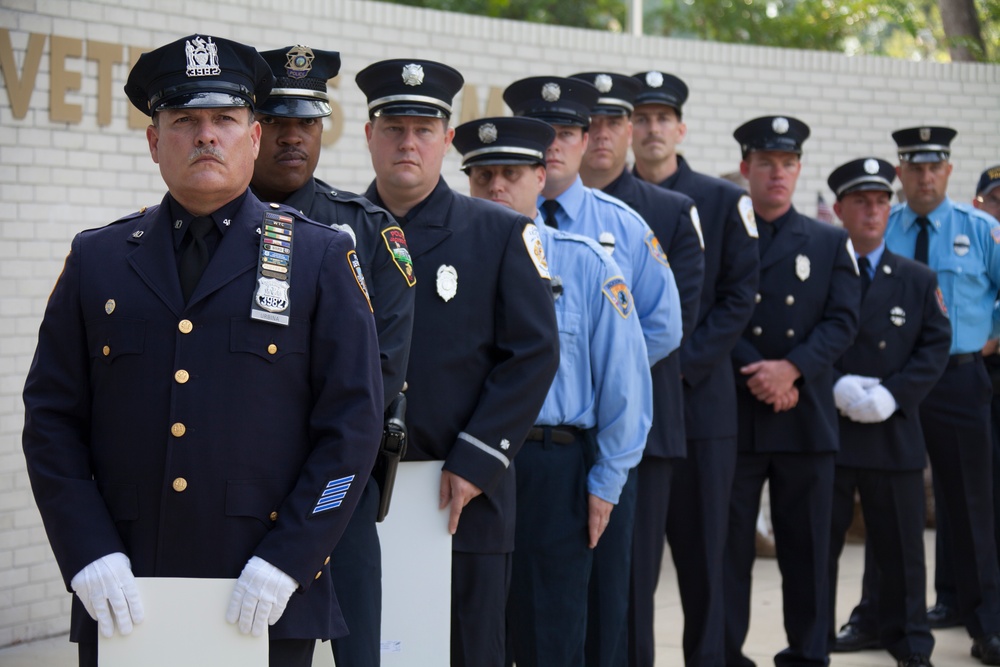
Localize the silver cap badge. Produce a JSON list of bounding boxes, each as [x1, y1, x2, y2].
[[645, 71, 664, 88], [185, 36, 220, 77], [402, 63, 424, 86], [594, 74, 613, 93], [541, 82, 561, 102], [478, 122, 498, 144], [919, 127, 931, 141], [772, 117, 790, 135], [864, 158, 880, 174]]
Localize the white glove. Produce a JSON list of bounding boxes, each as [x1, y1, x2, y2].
[[70, 552, 144, 638], [846, 384, 898, 423], [833, 375, 880, 413], [226, 556, 299, 637]]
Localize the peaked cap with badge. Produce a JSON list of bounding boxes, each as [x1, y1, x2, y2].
[[504, 76, 599, 128], [828, 157, 897, 200], [257, 45, 340, 118], [125, 34, 274, 116], [631, 70, 689, 114], [568, 71, 642, 116], [978, 165, 1000, 198], [733, 115, 810, 158], [453, 116, 555, 171], [891, 126, 956, 164], [355, 59, 464, 119]]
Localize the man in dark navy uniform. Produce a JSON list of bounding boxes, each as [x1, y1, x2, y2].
[[356, 59, 559, 667], [250, 45, 416, 667], [825, 157, 950, 667], [629, 69, 760, 667], [725, 115, 860, 667], [568, 69, 707, 667], [21, 35, 384, 667]]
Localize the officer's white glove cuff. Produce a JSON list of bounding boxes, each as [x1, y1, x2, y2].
[[833, 374, 878, 412], [226, 556, 299, 637], [70, 552, 144, 638], [846, 384, 898, 423]]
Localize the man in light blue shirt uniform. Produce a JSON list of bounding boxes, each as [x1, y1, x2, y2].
[[453, 114, 653, 667], [503, 75, 681, 667], [883, 126, 1000, 666]]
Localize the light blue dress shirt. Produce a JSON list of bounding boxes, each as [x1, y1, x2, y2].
[[885, 197, 1000, 354], [533, 219, 653, 504], [538, 176, 682, 365], [858, 241, 885, 280]]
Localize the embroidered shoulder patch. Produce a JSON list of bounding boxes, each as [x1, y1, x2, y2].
[[991, 226, 1000, 245], [935, 286, 948, 316], [522, 223, 551, 280], [347, 250, 373, 313], [644, 230, 670, 267], [737, 195, 758, 239], [602, 276, 634, 319], [381, 225, 416, 287], [690, 205, 705, 250]]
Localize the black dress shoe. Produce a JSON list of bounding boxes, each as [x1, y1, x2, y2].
[[832, 622, 879, 652], [973, 633, 1000, 665], [927, 602, 962, 628], [897, 655, 934, 667]]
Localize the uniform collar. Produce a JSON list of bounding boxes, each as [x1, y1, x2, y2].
[[538, 175, 586, 225], [859, 241, 886, 275], [896, 197, 954, 233], [168, 190, 246, 250]]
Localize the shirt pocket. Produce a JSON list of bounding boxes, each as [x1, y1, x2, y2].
[[86, 317, 146, 365], [556, 309, 584, 374], [230, 317, 309, 363], [935, 254, 988, 317]]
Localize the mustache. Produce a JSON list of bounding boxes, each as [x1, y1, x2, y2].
[[189, 146, 224, 163], [275, 147, 308, 161]]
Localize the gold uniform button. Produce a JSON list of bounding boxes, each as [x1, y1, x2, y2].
[[267, 343, 278, 355], [754, 293, 762, 304], [178, 319, 194, 334], [324, 556, 331, 565], [785, 295, 795, 306], [174, 369, 190, 384], [786, 329, 795, 338], [102, 345, 111, 356], [171, 422, 186, 437], [752, 326, 763, 336], [269, 511, 278, 522], [172, 477, 188, 492], [314, 571, 322, 580]]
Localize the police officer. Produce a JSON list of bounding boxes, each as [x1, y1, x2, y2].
[[21, 35, 384, 667], [629, 68, 761, 667], [454, 114, 652, 667], [726, 115, 860, 667], [568, 69, 708, 667], [884, 127, 1000, 664], [976, 166, 1000, 222], [826, 157, 951, 667], [356, 60, 560, 667], [504, 74, 682, 667], [250, 45, 416, 667]]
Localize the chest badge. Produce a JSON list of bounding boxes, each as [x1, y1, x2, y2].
[[105, 299, 116, 315], [889, 306, 906, 327], [954, 234, 971, 257], [795, 254, 811, 282], [437, 264, 458, 302]]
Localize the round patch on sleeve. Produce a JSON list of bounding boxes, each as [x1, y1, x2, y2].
[[522, 223, 551, 280], [644, 230, 670, 267], [738, 195, 758, 239], [602, 276, 634, 319]]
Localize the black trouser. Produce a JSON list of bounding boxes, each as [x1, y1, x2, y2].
[[452, 552, 511, 667]]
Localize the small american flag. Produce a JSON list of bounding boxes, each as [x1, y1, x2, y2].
[[816, 193, 835, 224]]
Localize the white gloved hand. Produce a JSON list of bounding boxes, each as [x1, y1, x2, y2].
[[70, 552, 144, 638], [833, 375, 880, 413], [226, 556, 299, 637], [846, 384, 898, 423]]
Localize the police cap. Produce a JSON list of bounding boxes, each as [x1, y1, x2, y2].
[[453, 116, 555, 172], [733, 116, 810, 158], [569, 72, 641, 116], [257, 46, 340, 118], [355, 59, 464, 119], [827, 158, 896, 200], [504, 76, 599, 128], [892, 126, 956, 164], [632, 70, 689, 115], [125, 34, 273, 116], [977, 165, 1000, 198]]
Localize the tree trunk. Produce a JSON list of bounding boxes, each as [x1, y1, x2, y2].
[[938, 0, 986, 61]]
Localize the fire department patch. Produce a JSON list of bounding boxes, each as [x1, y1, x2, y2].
[[381, 225, 416, 287], [644, 230, 670, 268], [602, 276, 634, 319]]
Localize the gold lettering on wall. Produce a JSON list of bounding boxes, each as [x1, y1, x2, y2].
[[87, 40, 123, 127], [50, 35, 83, 123], [0, 30, 45, 119], [458, 83, 507, 123]]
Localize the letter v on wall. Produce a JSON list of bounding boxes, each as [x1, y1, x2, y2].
[[0, 30, 45, 119]]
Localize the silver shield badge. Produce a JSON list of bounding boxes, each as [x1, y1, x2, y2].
[[255, 277, 290, 313], [919, 127, 931, 142], [436, 264, 458, 302], [795, 254, 810, 281], [542, 82, 561, 102], [402, 63, 424, 86], [889, 306, 906, 327], [954, 234, 971, 256]]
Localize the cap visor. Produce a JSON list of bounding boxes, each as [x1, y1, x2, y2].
[[257, 97, 331, 118], [157, 91, 251, 111], [373, 103, 448, 119]]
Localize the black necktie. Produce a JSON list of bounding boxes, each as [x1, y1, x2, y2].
[[758, 221, 774, 256], [858, 256, 871, 298], [914, 216, 931, 265], [541, 200, 560, 229], [179, 216, 215, 302]]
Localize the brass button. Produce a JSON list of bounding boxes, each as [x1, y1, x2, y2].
[[267, 343, 278, 355], [324, 556, 331, 565], [785, 295, 795, 306], [754, 293, 762, 304], [174, 369, 190, 384], [172, 477, 188, 492], [314, 571, 322, 580], [752, 326, 762, 336], [171, 422, 186, 437], [178, 319, 193, 334], [269, 511, 278, 522], [102, 345, 111, 356], [786, 329, 795, 338], [879, 340, 887, 350]]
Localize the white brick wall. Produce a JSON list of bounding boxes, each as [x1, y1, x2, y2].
[[1, 0, 999, 647]]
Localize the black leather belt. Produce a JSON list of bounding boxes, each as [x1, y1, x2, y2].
[[526, 426, 580, 445], [948, 352, 982, 368]]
